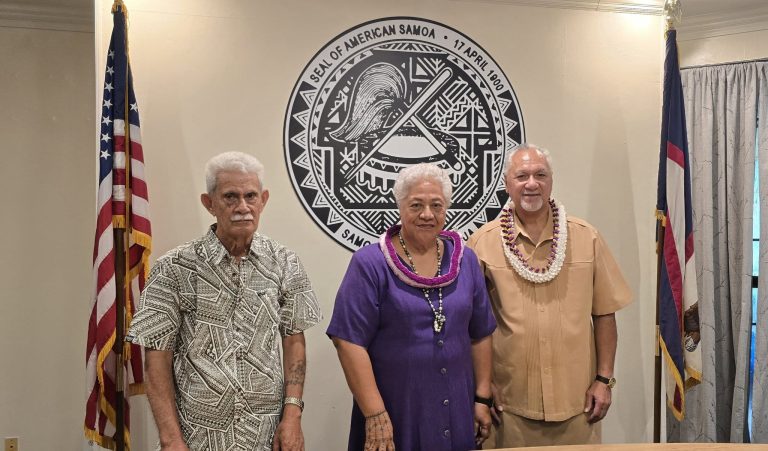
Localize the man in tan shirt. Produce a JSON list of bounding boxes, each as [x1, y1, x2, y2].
[[467, 143, 632, 447]]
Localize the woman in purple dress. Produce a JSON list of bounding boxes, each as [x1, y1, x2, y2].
[[327, 163, 497, 451]]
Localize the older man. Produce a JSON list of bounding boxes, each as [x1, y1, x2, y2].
[[467, 143, 632, 447], [127, 152, 321, 451]]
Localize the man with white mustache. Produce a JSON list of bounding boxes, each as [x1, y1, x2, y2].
[[468, 143, 632, 447], [128, 151, 321, 451]]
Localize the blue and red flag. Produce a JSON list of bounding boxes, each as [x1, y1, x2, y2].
[[656, 28, 702, 421], [85, 2, 151, 449]]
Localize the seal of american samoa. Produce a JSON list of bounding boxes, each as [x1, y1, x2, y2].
[[284, 17, 524, 251]]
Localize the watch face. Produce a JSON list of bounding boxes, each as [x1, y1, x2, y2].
[[608, 378, 617, 389]]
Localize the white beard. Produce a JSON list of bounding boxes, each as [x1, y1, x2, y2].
[[520, 196, 544, 212]]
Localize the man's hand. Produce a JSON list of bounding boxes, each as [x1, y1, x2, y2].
[[583, 381, 612, 423], [272, 415, 304, 451], [474, 403, 493, 446], [364, 410, 395, 451]]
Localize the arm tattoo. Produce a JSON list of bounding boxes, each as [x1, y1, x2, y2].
[[285, 359, 306, 386]]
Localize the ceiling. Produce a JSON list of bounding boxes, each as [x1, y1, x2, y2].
[[1, 0, 767, 38]]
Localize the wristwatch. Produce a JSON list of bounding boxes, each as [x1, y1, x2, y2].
[[284, 396, 304, 411], [595, 374, 617, 389], [474, 394, 494, 408]]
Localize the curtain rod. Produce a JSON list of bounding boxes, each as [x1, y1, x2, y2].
[[682, 57, 768, 70]]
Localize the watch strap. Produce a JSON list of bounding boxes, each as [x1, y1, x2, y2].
[[474, 395, 494, 408], [595, 374, 616, 388], [284, 396, 304, 411]]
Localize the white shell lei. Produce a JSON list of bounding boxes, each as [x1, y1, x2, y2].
[[500, 199, 568, 284]]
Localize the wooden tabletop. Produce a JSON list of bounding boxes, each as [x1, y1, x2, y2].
[[488, 444, 767, 451]]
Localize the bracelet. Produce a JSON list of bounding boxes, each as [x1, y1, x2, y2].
[[283, 396, 304, 412], [365, 410, 386, 419], [474, 395, 494, 408]]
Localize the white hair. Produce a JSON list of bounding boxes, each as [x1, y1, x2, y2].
[[393, 163, 453, 207], [503, 143, 554, 176], [204, 151, 266, 194]]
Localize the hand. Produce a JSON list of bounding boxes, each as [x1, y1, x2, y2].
[[272, 416, 304, 451], [583, 381, 612, 423], [490, 382, 504, 425], [364, 410, 395, 451], [473, 402, 493, 447]]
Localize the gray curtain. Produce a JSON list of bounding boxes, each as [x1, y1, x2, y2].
[[754, 63, 768, 443], [667, 61, 768, 443]]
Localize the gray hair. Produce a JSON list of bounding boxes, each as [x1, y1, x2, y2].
[[393, 163, 453, 207], [503, 143, 554, 176], [204, 151, 266, 194]]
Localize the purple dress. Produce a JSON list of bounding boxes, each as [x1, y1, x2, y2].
[[327, 239, 496, 451]]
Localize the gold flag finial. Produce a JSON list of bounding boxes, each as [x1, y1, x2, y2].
[[111, 0, 126, 14], [664, 0, 682, 31]]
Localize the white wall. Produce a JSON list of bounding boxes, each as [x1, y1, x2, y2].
[[0, 25, 95, 450], [679, 29, 768, 67], [0, 1, 664, 450], [93, 1, 663, 449]]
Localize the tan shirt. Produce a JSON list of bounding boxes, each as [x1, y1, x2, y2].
[[467, 210, 632, 421]]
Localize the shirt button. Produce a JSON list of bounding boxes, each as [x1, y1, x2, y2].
[[443, 399, 449, 406], [440, 368, 447, 375], [437, 340, 444, 347], [443, 429, 450, 437]]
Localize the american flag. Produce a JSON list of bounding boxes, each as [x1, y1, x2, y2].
[[85, 3, 151, 449], [656, 28, 702, 421]]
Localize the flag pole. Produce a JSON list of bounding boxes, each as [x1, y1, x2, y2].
[[655, 0, 682, 442], [112, 3, 129, 451], [654, 212, 665, 442]]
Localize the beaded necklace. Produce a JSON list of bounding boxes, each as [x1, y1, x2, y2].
[[398, 232, 446, 333], [500, 198, 568, 283]]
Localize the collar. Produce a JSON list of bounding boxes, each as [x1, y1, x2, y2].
[[202, 224, 259, 265], [512, 206, 554, 245]]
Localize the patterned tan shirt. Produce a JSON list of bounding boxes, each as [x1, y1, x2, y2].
[[127, 227, 321, 450], [468, 210, 632, 421]]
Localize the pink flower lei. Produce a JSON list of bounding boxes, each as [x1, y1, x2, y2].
[[379, 225, 464, 289]]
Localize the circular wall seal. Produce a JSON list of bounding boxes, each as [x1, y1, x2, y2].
[[284, 17, 524, 251]]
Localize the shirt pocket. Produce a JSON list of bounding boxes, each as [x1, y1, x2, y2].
[[555, 261, 593, 317]]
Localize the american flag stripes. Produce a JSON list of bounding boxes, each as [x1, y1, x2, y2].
[[656, 28, 702, 421], [85, 3, 151, 449]]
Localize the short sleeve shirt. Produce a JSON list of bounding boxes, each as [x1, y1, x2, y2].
[[467, 212, 632, 421], [127, 227, 322, 450]]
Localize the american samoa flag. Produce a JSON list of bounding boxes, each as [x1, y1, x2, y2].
[[656, 28, 702, 421], [85, 3, 151, 449]]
